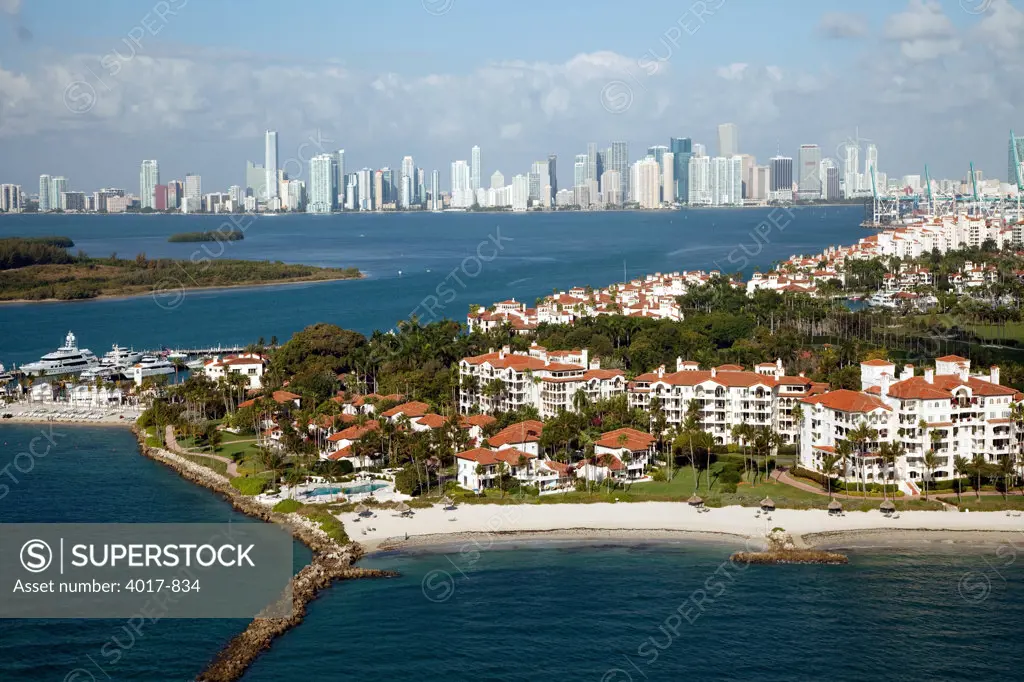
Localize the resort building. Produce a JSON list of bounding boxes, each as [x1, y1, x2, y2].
[[627, 358, 825, 445], [204, 353, 267, 389], [798, 357, 1019, 491], [458, 346, 625, 417]]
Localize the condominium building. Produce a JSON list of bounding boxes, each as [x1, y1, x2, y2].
[[139, 160, 160, 209], [458, 345, 626, 417], [0, 184, 22, 212], [799, 357, 1018, 490]]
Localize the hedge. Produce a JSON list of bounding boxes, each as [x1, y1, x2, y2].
[[272, 499, 303, 513], [792, 466, 900, 494], [231, 476, 268, 496]]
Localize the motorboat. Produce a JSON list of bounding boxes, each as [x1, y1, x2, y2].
[[131, 356, 177, 385], [20, 331, 100, 376], [80, 345, 144, 381]]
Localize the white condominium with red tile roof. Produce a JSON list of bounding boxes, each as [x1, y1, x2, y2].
[[799, 356, 1020, 490], [458, 345, 626, 417], [203, 353, 267, 389]]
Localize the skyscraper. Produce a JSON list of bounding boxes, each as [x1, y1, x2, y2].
[[662, 152, 675, 204], [38, 175, 51, 212], [670, 137, 693, 204], [450, 160, 471, 208], [245, 161, 266, 199], [797, 145, 822, 200], [821, 159, 840, 201], [631, 158, 661, 209], [717, 123, 738, 157], [573, 154, 588, 189], [0, 184, 22, 213], [770, 156, 794, 200], [611, 141, 629, 199], [265, 131, 279, 202], [139, 160, 160, 209], [529, 161, 549, 202], [586, 143, 598, 184], [843, 143, 860, 198], [1009, 131, 1024, 186], [470, 146, 481, 192], [308, 154, 334, 214], [333, 150, 345, 209], [547, 154, 558, 199], [430, 170, 440, 211], [647, 146, 668, 166], [511, 175, 529, 212], [400, 156, 415, 208], [50, 177, 67, 211]]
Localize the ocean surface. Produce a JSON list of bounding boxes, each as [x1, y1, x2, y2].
[[0, 424, 309, 681], [2, 430, 1023, 680], [0, 207, 864, 365]]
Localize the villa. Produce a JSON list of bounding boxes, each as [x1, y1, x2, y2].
[[204, 353, 267, 389]]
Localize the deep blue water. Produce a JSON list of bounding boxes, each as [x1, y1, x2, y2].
[[0, 207, 863, 365], [0, 424, 309, 681]]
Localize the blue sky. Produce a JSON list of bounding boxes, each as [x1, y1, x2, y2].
[[0, 0, 1020, 192]]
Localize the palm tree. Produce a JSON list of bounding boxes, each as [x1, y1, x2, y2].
[[259, 449, 285, 491], [953, 455, 970, 502], [923, 449, 938, 500], [790, 404, 804, 469], [821, 453, 841, 500], [835, 439, 854, 494], [998, 454, 1016, 500], [970, 453, 987, 499], [572, 388, 590, 414], [848, 421, 878, 497]]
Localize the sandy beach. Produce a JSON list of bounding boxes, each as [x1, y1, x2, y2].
[[351, 501, 1024, 554], [0, 401, 140, 427]]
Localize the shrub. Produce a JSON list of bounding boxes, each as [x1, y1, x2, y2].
[[231, 476, 267, 496], [650, 468, 667, 482], [273, 499, 303, 513]]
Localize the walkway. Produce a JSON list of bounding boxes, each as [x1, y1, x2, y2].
[[773, 469, 1023, 507], [165, 425, 240, 477]]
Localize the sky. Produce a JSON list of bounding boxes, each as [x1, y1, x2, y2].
[[0, 0, 1022, 193]]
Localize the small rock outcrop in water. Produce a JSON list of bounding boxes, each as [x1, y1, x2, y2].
[[731, 528, 848, 565], [131, 428, 396, 681]]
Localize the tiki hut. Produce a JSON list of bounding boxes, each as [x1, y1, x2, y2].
[[880, 500, 896, 514], [760, 497, 776, 511], [687, 494, 704, 507], [354, 503, 371, 517], [395, 501, 412, 516], [828, 499, 843, 515]]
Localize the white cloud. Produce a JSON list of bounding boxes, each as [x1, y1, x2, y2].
[[884, 0, 960, 60], [716, 63, 748, 80], [817, 12, 868, 39]]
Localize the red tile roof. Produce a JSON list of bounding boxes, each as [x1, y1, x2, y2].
[[802, 389, 892, 413], [381, 401, 431, 418], [595, 427, 656, 452], [455, 447, 536, 466], [487, 420, 544, 446]]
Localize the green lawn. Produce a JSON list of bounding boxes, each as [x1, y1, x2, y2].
[[937, 495, 1024, 511], [176, 453, 229, 476]]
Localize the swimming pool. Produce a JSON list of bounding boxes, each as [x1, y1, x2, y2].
[[302, 482, 390, 497]]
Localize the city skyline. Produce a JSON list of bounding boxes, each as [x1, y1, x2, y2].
[[0, 1, 1022, 189]]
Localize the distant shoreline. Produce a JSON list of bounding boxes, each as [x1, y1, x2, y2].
[[0, 273, 365, 305]]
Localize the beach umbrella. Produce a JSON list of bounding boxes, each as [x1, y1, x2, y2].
[[687, 494, 704, 507], [880, 500, 896, 513], [759, 497, 775, 511], [354, 503, 371, 516], [395, 501, 411, 514], [440, 495, 455, 507], [828, 499, 843, 513]]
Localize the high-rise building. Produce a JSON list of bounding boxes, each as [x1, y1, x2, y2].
[[843, 143, 860, 198], [574, 154, 588, 191], [400, 156, 415, 208], [630, 157, 661, 209], [749, 165, 770, 202], [470, 146, 481, 192], [864, 144, 878, 183], [670, 137, 692, 204], [333, 150, 345, 209], [688, 155, 711, 206], [511, 174, 529, 212], [154, 184, 168, 211], [60, 191, 85, 212], [0, 184, 22, 213], [357, 168, 374, 211], [139, 160, 160, 209], [586, 143, 598, 185], [1008, 131, 1024, 186], [50, 177, 67, 211], [430, 170, 440, 211], [374, 171, 385, 211], [38, 175, 51, 212], [547, 154, 558, 198], [166, 180, 182, 210], [647, 146, 668, 166], [611, 141, 629, 199], [245, 161, 266, 199], [305, 153, 333, 212], [183, 174, 202, 212], [717, 123, 738, 157], [770, 156, 794, 200], [265, 130, 279, 202], [821, 159, 840, 201], [797, 145, 822, 200], [600, 170, 622, 206], [529, 161, 549, 202], [662, 152, 675, 204], [450, 160, 472, 208]]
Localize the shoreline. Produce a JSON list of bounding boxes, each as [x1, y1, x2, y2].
[[0, 273, 365, 306]]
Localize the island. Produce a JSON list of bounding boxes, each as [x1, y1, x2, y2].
[[0, 236, 362, 302], [168, 230, 245, 243]]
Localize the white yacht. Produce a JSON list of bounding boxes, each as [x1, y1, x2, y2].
[[80, 345, 144, 381], [131, 356, 176, 385], [21, 332, 100, 376]]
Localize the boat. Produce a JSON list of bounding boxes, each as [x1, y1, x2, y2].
[[20, 331, 100, 376], [186, 357, 210, 370], [80, 345, 144, 381], [130, 356, 177, 384], [166, 350, 189, 361]]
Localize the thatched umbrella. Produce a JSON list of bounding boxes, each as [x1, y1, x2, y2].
[[687, 494, 704, 507], [440, 495, 455, 509], [828, 499, 843, 514], [880, 500, 896, 514], [354, 503, 371, 517], [395, 501, 412, 515], [760, 497, 775, 511]]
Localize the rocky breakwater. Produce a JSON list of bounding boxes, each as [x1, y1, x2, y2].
[[131, 429, 398, 681], [731, 528, 848, 565]]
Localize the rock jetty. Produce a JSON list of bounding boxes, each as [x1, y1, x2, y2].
[[730, 528, 848, 565]]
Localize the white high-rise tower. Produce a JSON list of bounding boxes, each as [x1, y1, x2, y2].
[[265, 130, 279, 202], [470, 146, 481, 192], [139, 160, 160, 209]]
